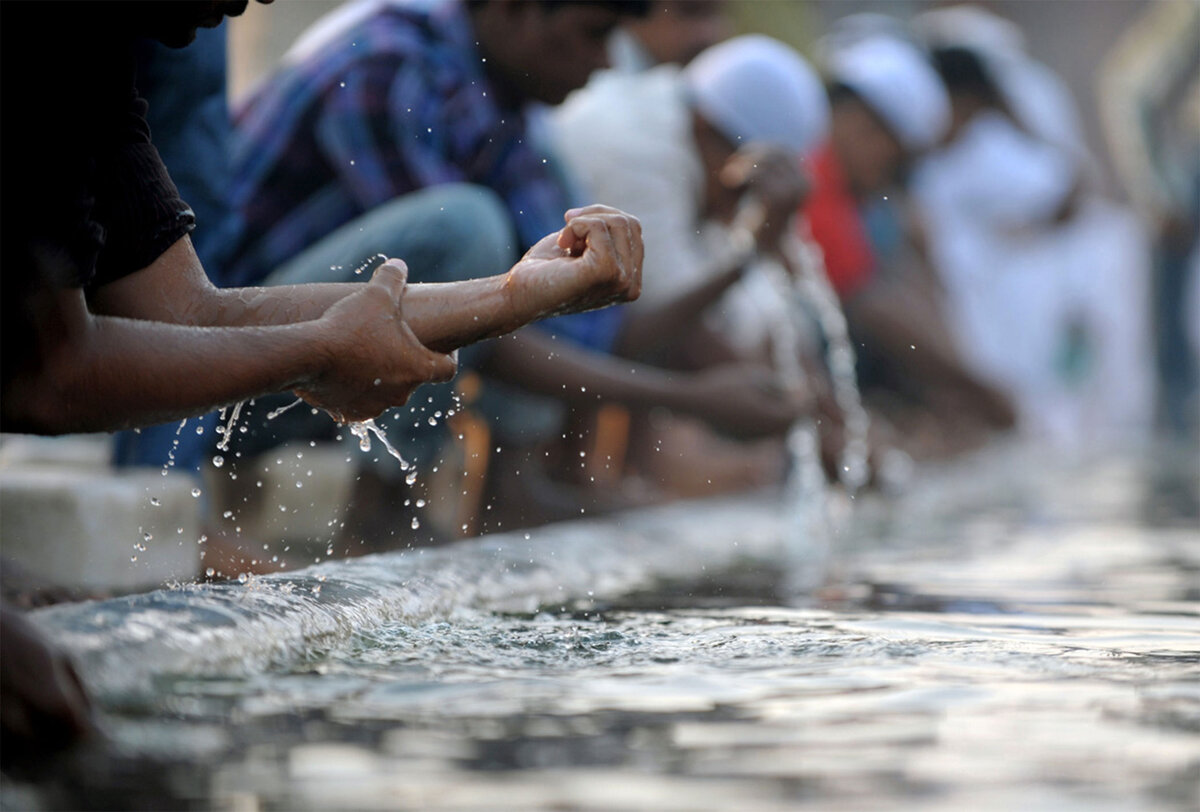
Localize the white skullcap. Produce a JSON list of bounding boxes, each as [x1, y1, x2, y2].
[[684, 35, 830, 156], [912, 6, 1027, 64], [913, 6, 1085, 154], [816, 12, 915, 63], [826, 36, 951, 152]]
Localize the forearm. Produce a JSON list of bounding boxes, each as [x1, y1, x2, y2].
[[614, 260, 746, 359], [846, 290, 972, 386], [218, 275, 565, 355], [4, 300, 329, 434], [484, 331, 688, 410]]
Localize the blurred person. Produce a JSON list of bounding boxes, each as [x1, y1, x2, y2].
[[608, 0, 733, 72], [552, 35, 836, 494], [220, 0, 810, 538], [913, 5, 1155, 447], [1098, 0, 1200, 436], [1, 0, 642, 759], [802, 33, 1015, 457]]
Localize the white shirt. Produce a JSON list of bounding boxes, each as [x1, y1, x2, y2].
[[551, 66, 792, 353]]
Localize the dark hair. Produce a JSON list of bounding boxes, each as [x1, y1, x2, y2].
[[826, 80, 863, 107], [931, 46, 1000, 103]]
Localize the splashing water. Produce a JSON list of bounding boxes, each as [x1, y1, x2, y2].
[[786, 230, 871, 494], [348, 419, 409, 470], [215, 401, 245, 454], [265, 398, 304, 421], [723, 206, 870, 589]]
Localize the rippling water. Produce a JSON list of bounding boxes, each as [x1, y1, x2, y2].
[[6, 444, 1199, 811]]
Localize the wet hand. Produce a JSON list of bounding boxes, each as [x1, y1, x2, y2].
[[295, 260, 457, 423], [0, 605, 94, 758], [506, 205, 642, 318], [721, 146, 810, 253]]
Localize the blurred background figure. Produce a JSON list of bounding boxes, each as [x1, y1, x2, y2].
[[553, 35, 830, 496], [1098, 0, 1200, 439], [802, 28, 1016, 459], [912, 5, 1155, 449], [608, 0, 733, 72]]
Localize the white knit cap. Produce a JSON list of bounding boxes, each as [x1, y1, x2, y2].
[[826, 36, 951, 152], [684, 35, 830, 156]]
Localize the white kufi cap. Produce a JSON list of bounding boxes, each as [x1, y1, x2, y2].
[[684, 35, 830, 156], [826, 36, 951, 152]]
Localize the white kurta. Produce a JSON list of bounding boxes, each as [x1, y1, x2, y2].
[[551, 67, 796, 355], [913, 110, 1153, 446]]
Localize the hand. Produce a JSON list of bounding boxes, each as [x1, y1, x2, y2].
[[505, 205, 642, 318], [295, 261, 457, 423], [678, 364, 814, 439], [721, 145, 810, 253], [1, 604, 93, 759]]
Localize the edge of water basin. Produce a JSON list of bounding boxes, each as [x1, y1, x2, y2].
[[29, 492, 799, 696]]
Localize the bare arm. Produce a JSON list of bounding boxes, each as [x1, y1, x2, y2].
[[613, 257, 747, 360], [5, 263, 455, 434], [94, 206, 643, 353], [486, 330, 810, 439]]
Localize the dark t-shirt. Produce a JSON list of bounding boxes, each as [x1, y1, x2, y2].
[[1, 4, 196, 386]]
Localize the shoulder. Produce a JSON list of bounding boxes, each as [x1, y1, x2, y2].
[[553, 66, 689, 158]]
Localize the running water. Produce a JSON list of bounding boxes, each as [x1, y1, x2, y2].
[[263, 393, 411, 472], [728, 204, 870, 498], [265, 397, 304, 421], [726, 207, 870, 588], [785, 228, 871, 494], [215, 401, 245, 454], [19, 446, 1198, 811], [348, 418, 410, 470]]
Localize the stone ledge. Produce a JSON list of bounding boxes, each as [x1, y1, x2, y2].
[[1, 466, 202, 592]]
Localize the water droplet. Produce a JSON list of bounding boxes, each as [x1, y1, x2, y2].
[[410, 517, 420, 530], [149, 497, 161, 507], [237, 573, 249, 584], [212, 455, 225, 468], [205, 568, 215, 577], [191, 487, 202, 498]]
